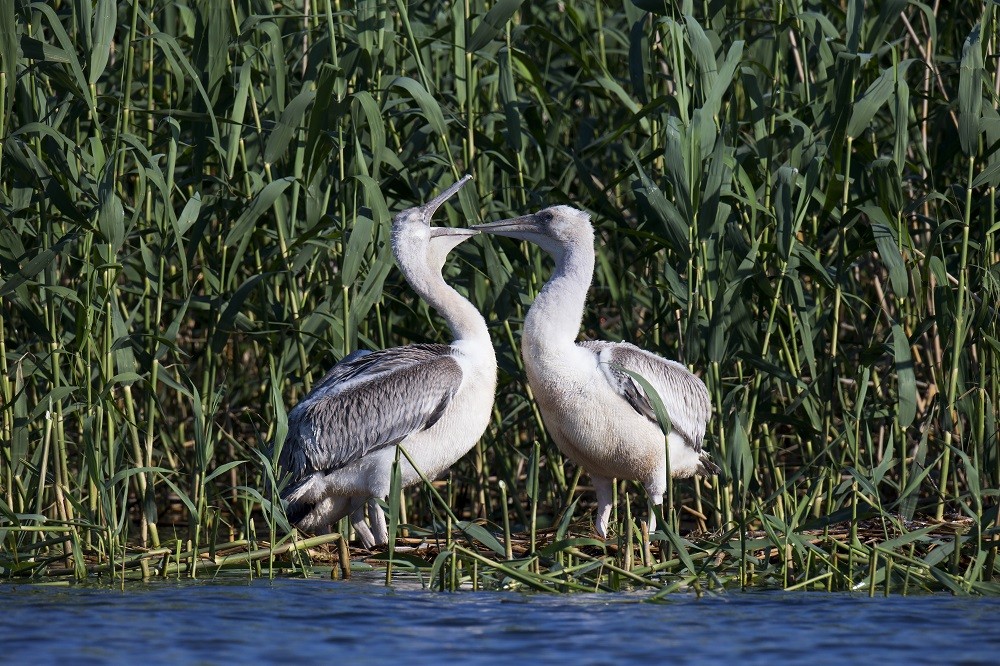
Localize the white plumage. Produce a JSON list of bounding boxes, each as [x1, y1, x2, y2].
[[475, 205, 717, 537], [279, 175, 497, 548]]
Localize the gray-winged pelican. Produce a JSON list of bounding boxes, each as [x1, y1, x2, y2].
[[279, 175, 497, 548], [474, 205, 717, 537]]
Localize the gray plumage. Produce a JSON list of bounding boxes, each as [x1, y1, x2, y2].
[[280, 344, 461, 478]]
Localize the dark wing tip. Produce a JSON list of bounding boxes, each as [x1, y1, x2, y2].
[[283, 498, 312, 525], [698, 453, 721, 476], [422, 387, 456, 431]]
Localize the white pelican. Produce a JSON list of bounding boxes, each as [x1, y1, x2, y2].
[[474, 205, 718, 537], [279, 175, 497, 549]]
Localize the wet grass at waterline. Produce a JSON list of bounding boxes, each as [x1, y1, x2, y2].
[[1, 1, 998, 594], [7, 512, 992, 596]]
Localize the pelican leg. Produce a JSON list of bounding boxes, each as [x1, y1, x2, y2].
[[368, 498, 389, 546], [647, 495, 663, 534], [349, 497, 377, 549], [645, 474, 667, 535], [592, 475, 614, 538]]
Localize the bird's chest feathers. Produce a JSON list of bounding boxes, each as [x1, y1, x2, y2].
[[451, 343, 498, 397], [524, 350, 608, 423], [523, 339, 593, 381], [523, 346, 662, 472]]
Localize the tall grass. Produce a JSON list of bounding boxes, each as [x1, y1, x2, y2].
[[0, 0, 997, 593]]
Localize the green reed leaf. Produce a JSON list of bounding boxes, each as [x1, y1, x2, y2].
[[265, 89, 316, 166], [88, 0, 116, 84], [774, 165, 797, 261], [891, 323, 916, 429], [861, 205, 907, 298], [342, 213, 375, 288], [389, 76, 448, 139], [959, 23, 983, 157], [467, 0, 525, 52], [0, 232, 79, 299], [847, 60, 914, 139], [0, 2, 18, 116], [225, 177, 296, 246]]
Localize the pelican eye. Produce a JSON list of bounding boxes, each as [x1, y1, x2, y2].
[[538, 211, 554, 223]]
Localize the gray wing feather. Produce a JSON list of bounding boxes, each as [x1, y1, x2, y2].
[[580, 340, 711, 452], [279, 344, 462, 479]]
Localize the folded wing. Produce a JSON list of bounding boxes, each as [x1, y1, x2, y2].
[[279, 343, 463, 480], [580, 340, 711, 452]]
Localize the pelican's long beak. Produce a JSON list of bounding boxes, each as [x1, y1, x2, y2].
[[394, 174, 473, 227], [430, 227, 479, 239], [428, 224, 478, 256], [416, 174, 474, 223], [471, 213, 542, 240]]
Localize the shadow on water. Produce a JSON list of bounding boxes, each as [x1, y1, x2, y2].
[[3, 576, 999, 665]]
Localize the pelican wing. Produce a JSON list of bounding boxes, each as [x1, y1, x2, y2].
[[279, 343, 463, 478], [580, 340, 711, 452]]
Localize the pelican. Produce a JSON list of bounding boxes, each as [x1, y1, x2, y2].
[[474, 205, 718, 537], [278, 175, 497, 549]]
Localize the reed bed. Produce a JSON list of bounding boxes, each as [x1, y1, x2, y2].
[[1, 0, 998, 595]]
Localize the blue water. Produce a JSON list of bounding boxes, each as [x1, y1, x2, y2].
[[2, 575, 998, 665]]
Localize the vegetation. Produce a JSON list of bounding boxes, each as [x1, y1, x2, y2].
[[1, 0, 998, 594]]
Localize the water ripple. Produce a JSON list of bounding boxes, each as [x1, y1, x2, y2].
[[2, 578, 998, 665]]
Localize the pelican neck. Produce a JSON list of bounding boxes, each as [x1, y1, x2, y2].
[[523, 242, 595, 351], [401, 260, 490, 346]]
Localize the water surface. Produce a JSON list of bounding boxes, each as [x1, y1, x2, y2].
[[3, 575, 997, 665]]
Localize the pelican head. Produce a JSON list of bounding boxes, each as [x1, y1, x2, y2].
[[392, 174, 477, 271], [473, 205, 593, 261]]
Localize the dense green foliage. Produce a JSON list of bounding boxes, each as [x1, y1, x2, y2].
[[0, 0, 998, 592]]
